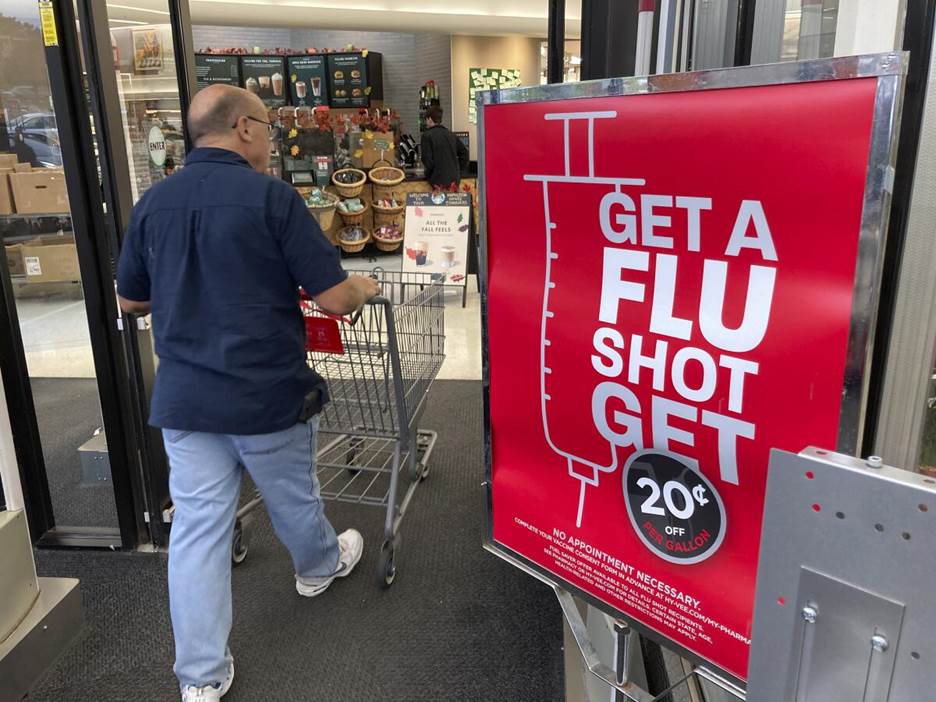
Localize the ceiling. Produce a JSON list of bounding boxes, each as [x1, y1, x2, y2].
[[105, 0, 581, 37]]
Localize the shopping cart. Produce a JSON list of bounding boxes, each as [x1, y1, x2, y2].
[[232, 270, 446, 587]]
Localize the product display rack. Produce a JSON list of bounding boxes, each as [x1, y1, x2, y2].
[[418, 80, 440, 133]]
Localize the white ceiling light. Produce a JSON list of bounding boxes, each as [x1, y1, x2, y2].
[[107, 3, 171, 15], [109, 18, 149, 24]]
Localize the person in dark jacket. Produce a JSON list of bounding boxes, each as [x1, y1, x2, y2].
[[13, 129, 39, 168], [420, 105, 468, 189]]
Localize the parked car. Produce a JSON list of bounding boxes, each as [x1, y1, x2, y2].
[[21, 132, 63, 167], [13, 113, 58, 142], [8, 113, 63, 167]]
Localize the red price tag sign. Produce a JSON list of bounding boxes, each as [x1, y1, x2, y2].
[[304, 316, 344, 354]]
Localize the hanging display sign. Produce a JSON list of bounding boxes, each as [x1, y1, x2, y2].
[[288, 55, 328, 108], [479, 54, 904, 682], [195, 54, 241, 92], [240, 55, 287, 107], [403, 192, 471, 286], [328, 53, 369, 108]]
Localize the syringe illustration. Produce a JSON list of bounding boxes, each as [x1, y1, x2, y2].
[[523, 111, 646, 529]]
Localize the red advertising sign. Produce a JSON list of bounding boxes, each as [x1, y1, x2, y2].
[[482, 68, 898, 681]]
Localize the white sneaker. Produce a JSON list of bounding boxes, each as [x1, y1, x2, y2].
[[181, 662, 234, 701], [295, 529, 364, 597]]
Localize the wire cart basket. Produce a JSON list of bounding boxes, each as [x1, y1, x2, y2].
[[233, 270, 446, 588]]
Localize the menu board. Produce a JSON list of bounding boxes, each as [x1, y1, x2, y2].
[[194, 55, 241, 91], [240, 55, 287, 107], [287, 55, 328, 108], [328, 54, 368, 108]]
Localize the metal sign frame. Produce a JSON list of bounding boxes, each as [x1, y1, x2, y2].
[[477, 52, 905, 694]]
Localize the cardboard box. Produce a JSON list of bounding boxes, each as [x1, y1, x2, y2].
[[12, 163, 31, 173], [20, 236, 80, 284], [5, 245, 24, 276], [0, 169, 13, 215], [10, 171, 69, 214], [0, 153, 18, 169]]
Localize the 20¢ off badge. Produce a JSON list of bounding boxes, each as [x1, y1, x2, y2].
[[623, 450, 727, 565]]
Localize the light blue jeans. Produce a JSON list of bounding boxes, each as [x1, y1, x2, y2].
[[162, 417, 340, 690]]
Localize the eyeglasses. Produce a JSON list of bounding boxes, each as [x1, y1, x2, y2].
[[232, 115, 275, 137]]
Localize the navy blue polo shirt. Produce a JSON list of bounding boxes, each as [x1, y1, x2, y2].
[[116, 147, 347, 435]]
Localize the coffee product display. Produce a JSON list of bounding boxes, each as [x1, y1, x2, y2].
[[338, 225, 370, 253], [240, 55, 287, 107], [336, 198, 365, 213], [374, 224, 402, 241], [288, 55, 328, 108]]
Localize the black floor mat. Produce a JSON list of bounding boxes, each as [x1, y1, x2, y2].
[[28, 377, 119, 529], [29, 380, 565, 701]]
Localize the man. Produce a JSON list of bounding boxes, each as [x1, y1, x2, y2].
[[420, 105, 469, 189], [116, 84, 379, 701], [13, 128, 39, 167]]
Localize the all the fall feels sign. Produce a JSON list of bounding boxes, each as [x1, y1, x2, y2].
[[482, 77, 882, 679], [403, 192, 471, 285]]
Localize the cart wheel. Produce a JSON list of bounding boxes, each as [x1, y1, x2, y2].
[[418, 461, 430, 481], [378, 540, 397, 588], [232, 521, 248, 565], [407, 456, 423, 483], [346, 438, 361, 476]]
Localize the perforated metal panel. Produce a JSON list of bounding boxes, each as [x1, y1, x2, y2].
[[747, 448, 936, 701]]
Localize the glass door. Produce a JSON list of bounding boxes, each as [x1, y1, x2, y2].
[[0, 5, 122, 542], [0, 0, 191, 548]]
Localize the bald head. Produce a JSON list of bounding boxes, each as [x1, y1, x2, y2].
[[188, 84, 265, 146], [188, 84, 271, 172]]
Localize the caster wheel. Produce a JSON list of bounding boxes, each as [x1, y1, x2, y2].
[[346, 438, 362, 476], [418, 461, 430, 481], [378, 540, 397, 588], [407, 457, 423, 483], [232, 521, 248, 565]]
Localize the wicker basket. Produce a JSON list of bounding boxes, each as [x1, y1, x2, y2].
[[369, 165, 405, 187], [332, 168, 366, 198], [372, 199, 405, 230], [337, 199, 369, 226], [338, 226, 371, 254], [306, 191, 339, 230], [370, 165, 404, 200], [374, 211, 404, 231], [374, 237, 403, 253], [372, 199, 404, 215], [373, 224, 403, 252]]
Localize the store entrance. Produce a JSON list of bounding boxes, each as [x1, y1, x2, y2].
[[0, 1, 187, 548]]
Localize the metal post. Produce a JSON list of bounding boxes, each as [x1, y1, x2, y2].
[[168, 0, 197, 150], [733, 0, 758, 66], [864, 0, 936, 457], [548, 0, 567, 84], [749, 0, 786, 65], [656, 0, 680, 74], [581, 0, 641, 80], [0, 246, 53, 541], [43, 0, 145, 548], [613, 620, 632, 702], [76, 0, 172, 548], [636, 1, 656, 75], [0, 373, 25, 513], [798, 0, 824, 60]]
